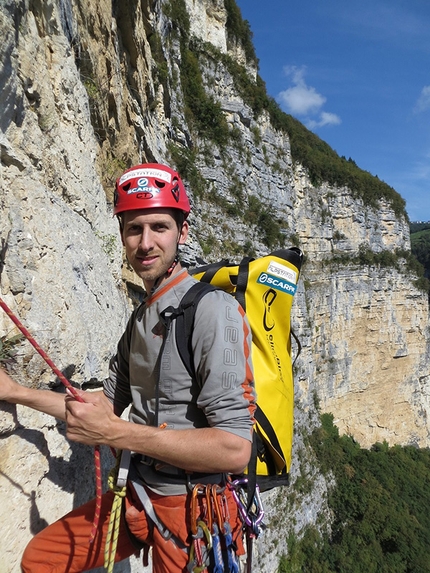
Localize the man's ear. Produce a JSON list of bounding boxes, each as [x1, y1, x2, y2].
[[117, 217, 125, 246], [178, 220, 189, 245]]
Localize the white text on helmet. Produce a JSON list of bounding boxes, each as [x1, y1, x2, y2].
[[119, 168, 172, 186]]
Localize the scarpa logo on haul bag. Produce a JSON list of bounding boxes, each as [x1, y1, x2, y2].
[[257, 272, 297, 295]]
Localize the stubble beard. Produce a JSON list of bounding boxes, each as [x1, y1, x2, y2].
[[133, 253, 176, 284]]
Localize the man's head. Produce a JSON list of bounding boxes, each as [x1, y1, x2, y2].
[[114, 163, 190, 291]]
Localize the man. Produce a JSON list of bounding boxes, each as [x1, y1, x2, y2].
[[0, 163, 256, 573]]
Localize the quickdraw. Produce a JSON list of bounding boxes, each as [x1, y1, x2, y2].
[[211, 485, 225, 573], [188, 483, 241, 573], [229, 477, 265, 534], [219, 492, 240, 573], [188, 484, 212, 573], [188, 520, 213, 573]]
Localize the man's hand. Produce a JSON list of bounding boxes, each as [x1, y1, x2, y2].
[[0, 367, 22, 403], [65, 389, 116, 446], [0, 367, 68, 419], [66, 391, 252, 474]]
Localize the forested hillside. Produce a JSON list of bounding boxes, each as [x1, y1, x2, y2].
[[278, 414, 430, 573], [410, 223, 430, 279]]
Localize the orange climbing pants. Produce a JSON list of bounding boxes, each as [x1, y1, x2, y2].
[[21, 483, 244, 573]]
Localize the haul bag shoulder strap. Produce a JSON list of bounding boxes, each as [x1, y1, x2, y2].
[[174, 281, 218, 381]]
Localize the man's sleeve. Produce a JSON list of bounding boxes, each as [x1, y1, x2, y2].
[[192, 290, 256, 441], [103, 307, 138, 415]]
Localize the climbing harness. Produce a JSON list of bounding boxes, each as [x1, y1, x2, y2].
[[0, 297, 103, 543]]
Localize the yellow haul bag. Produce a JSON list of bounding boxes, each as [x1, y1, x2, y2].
[[191, 247, 303, 490]]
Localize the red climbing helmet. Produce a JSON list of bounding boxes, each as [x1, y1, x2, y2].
[[114, 163, 191, 217]]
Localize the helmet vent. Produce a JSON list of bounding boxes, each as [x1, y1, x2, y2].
[[171, 182, 180, 203], [154, 180, 166, 188]]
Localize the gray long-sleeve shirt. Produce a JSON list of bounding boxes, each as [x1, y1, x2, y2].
[[104, 268, 256, 494]]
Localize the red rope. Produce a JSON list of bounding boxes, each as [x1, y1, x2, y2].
[[0, 296, 102, 543]]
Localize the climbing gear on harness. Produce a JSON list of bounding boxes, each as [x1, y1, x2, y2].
[[0, 296, 103, 543], [229, 477, 264, 534], [114, 163, 191, 217], [228, 478, 265, 573], [218, 490, 240, 573], [188, 484, 240, 573], [210, 485, 225, 573]]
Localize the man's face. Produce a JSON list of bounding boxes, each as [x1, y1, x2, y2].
[[121, 208, 188, 290]]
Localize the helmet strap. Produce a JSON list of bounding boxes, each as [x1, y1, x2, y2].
[[166, 253, 179, 276], [150, 252, 180, 294], [166, 228, 183, 276]]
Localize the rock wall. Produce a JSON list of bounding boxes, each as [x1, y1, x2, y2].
[[0, 1, 429, 572], [297, 266, 429, 447], [1, 1, 131, 571]]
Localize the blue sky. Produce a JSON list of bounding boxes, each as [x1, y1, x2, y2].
[[235, 0, 430, 222]]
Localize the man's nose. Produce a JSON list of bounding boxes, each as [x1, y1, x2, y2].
[[139, 228, 154, 251]]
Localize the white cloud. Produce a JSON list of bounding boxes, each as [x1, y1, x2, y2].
[[277, 65, 341, 130], [414, 86, 430, 113], [307, 112, 342, 130], [277, 66, 326, 115]]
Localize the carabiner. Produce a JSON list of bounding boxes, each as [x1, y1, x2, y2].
[[229, 478, 265, 530], [190, 484, 205, 536]]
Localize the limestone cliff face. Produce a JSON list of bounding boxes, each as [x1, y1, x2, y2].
[[0, 1, 429, 572], [297, 266, 429, 445]]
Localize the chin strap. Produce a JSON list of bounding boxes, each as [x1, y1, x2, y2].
[[167, 253, 179, 275], [150, 252, 180, 295]]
